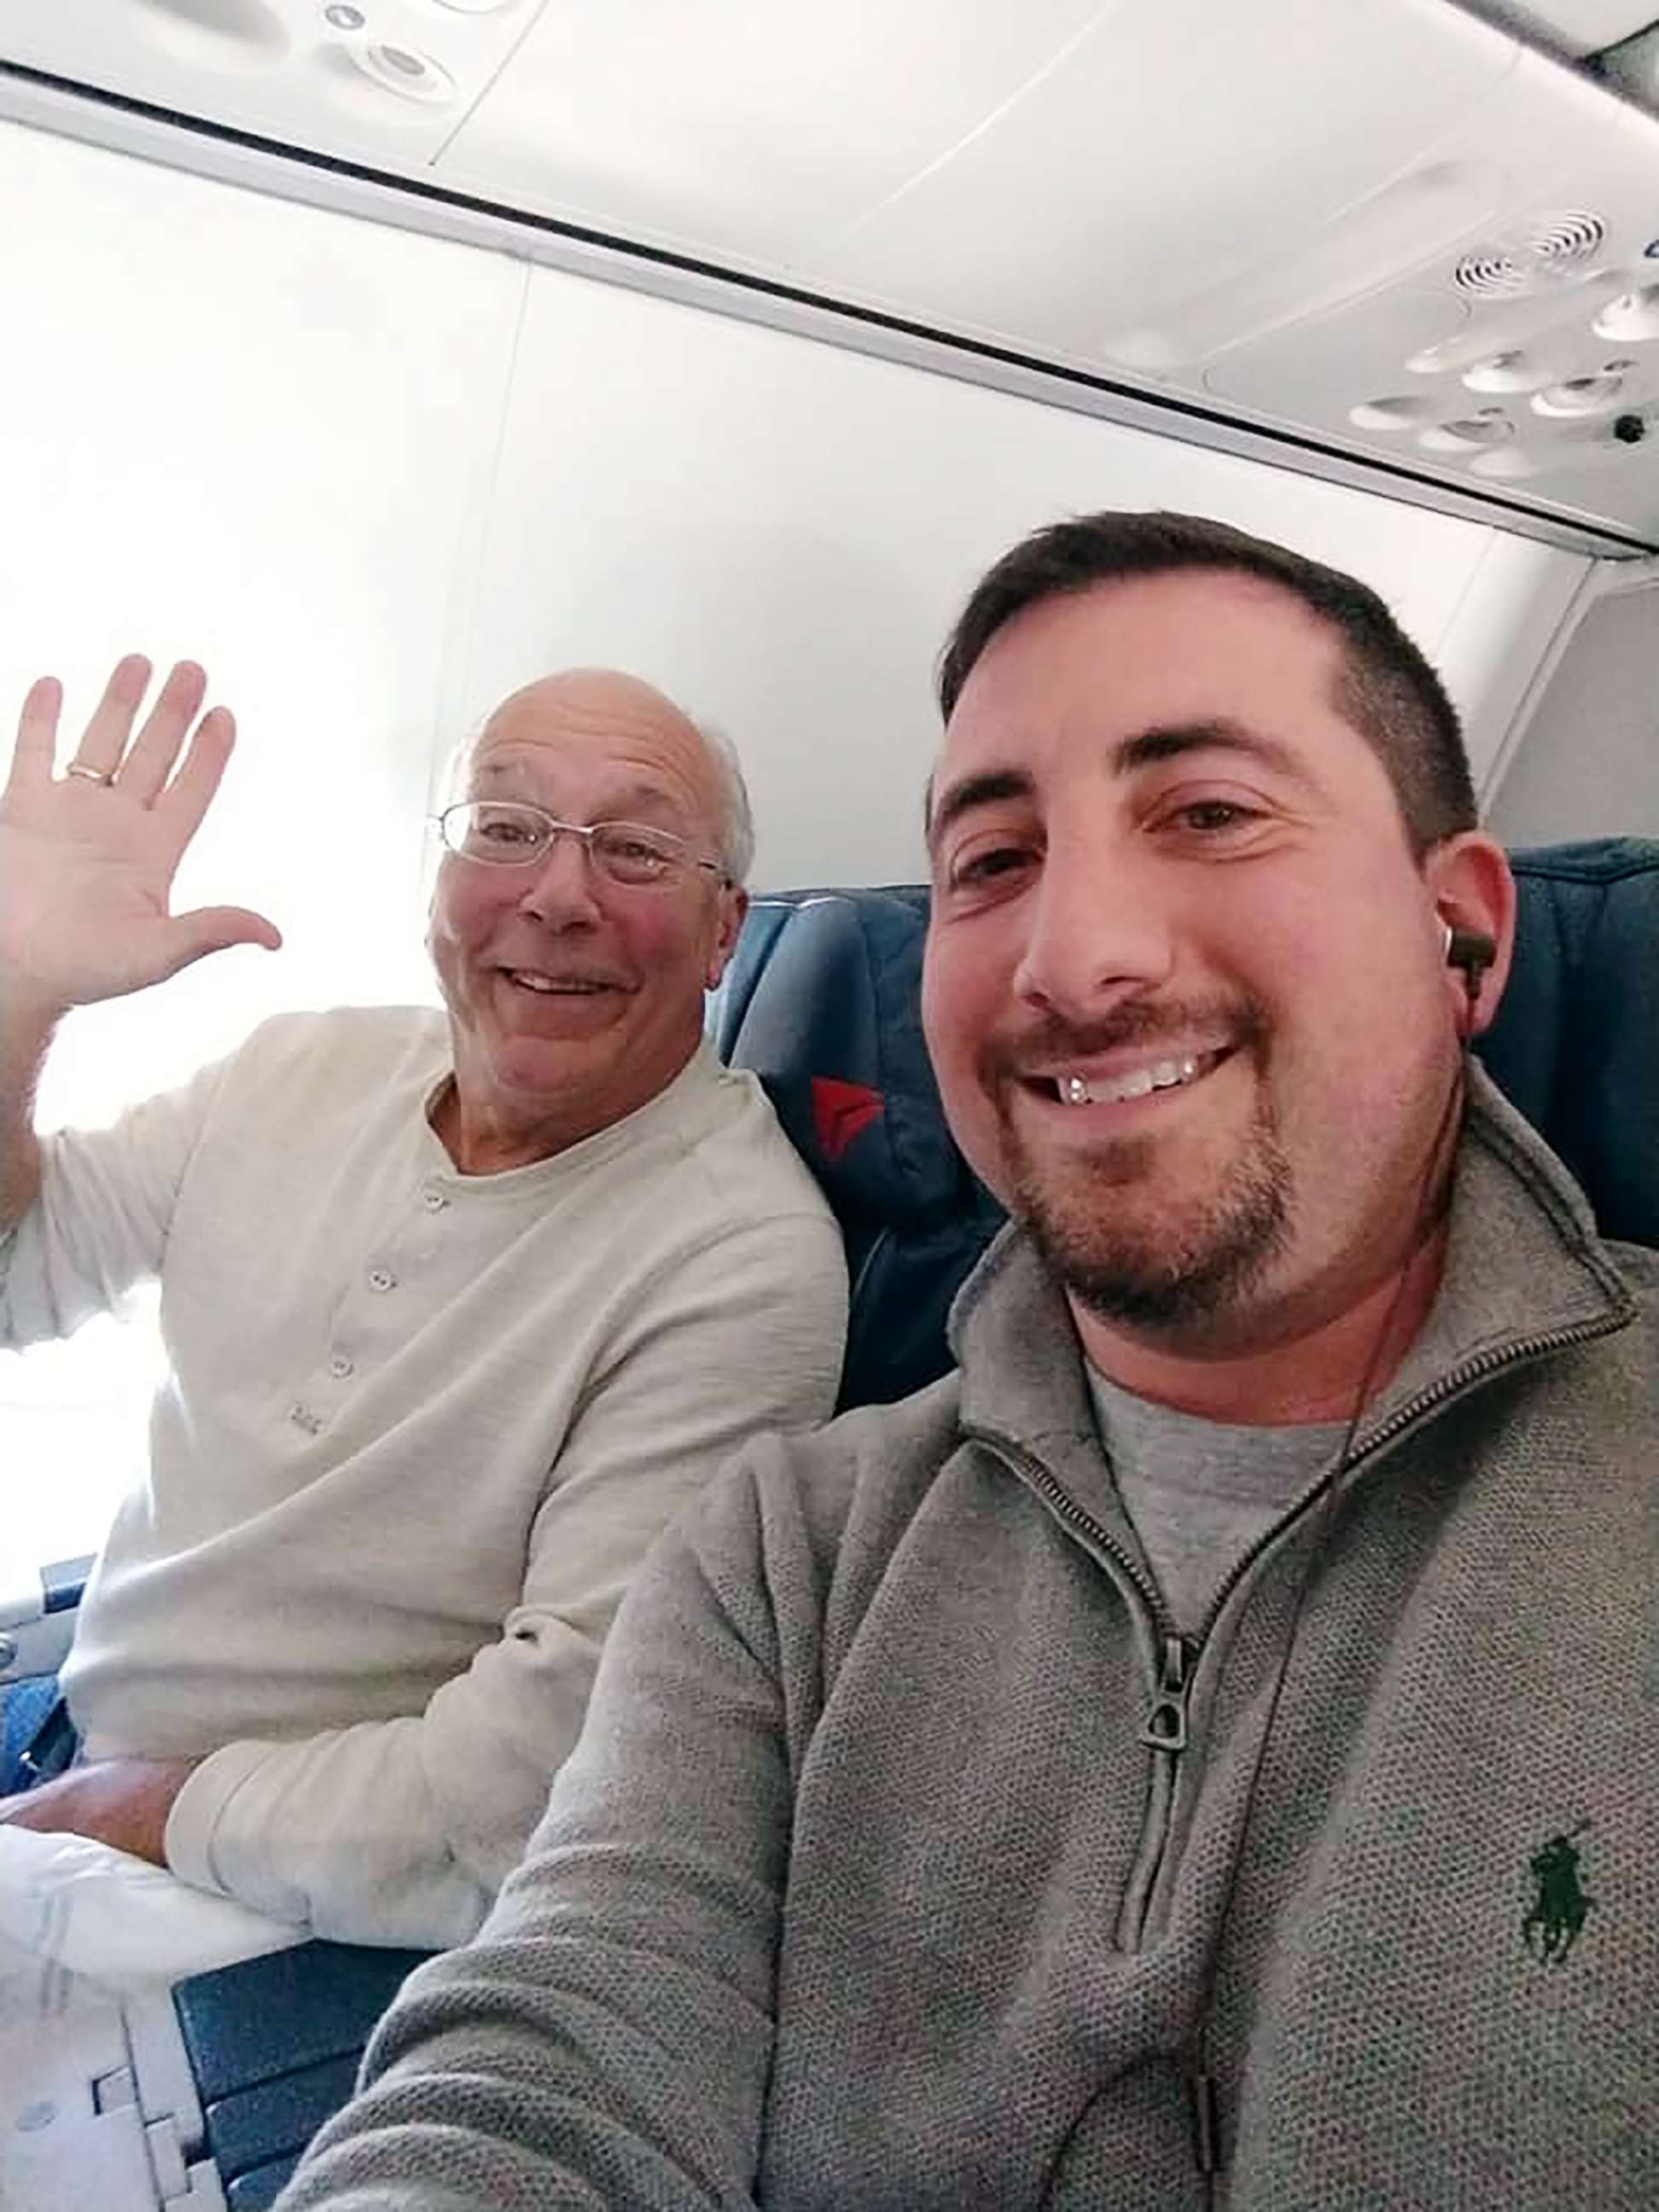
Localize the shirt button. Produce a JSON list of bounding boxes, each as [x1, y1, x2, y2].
[[288, 1402, 322, 1435], [421, 1184, 448, 1213], [367, 1267, 396, 1292], [329, 1354, 354, 1380]]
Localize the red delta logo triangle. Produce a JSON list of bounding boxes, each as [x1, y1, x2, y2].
[[812, 1077, 884, 1163]]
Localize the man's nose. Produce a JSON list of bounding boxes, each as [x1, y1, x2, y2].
[[517, 830, 602, 924], [1010, 836, 1176, 1020]]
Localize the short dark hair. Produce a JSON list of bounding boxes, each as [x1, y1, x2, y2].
[[936, 509, 1477, 854]]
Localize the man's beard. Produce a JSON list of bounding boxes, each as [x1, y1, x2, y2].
[[983, 998, 1294, 1333]]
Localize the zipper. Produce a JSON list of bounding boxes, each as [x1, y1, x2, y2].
[[1120, 1633, 1195, 1944], [969, 1303, 1624, 1958], [1143, 1633, 1191, 1755], [979, 1316, 1620, 1645], [989, 1435, 1172, 1633], [1192, 1310, 1626, 1644], [977, 1435, 1191, 1950]]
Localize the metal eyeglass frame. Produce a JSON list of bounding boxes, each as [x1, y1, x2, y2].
[[432, 801, 729, 888]]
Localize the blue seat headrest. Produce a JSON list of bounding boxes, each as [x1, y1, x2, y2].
[[709, 888, 972, 1223]]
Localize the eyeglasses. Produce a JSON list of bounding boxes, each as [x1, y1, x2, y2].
[[434, 802, 726, 889]]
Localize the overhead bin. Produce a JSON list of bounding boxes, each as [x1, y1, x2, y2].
[[3, 0, 1659, 547]]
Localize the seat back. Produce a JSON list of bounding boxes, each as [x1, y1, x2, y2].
[[711, 839, 1659, 1409], [708, 888, 1002, 1406], [1478, 839, 1659, 1249]]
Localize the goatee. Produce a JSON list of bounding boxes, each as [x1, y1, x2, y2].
[[982, 992, 1292, 1330], [1010, 1117, 1292, 1330]]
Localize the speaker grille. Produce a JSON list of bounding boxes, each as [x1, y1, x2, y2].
[[1452, 211, 1606, 298]]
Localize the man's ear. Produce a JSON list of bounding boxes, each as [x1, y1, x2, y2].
[[1424, 831, 1516, 1037], [704, 884, 748, 991]]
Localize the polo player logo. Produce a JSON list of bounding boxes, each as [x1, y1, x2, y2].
[[1522, 1820, 1594, 1965]]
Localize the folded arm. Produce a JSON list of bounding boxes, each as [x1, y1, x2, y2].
[[163, 1211, 846, 1945]]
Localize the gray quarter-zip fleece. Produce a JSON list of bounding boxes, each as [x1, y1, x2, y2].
[[283, 1065, 1659, 2212]]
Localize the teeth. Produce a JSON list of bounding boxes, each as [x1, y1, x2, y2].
[[509, 971, 604, 994], [1058, 1055, 1202, 1105]]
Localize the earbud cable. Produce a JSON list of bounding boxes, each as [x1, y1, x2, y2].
[[1185, 1006, 1474, 2204]]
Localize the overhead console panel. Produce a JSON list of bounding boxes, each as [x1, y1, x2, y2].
[[3, 0, 1659, 547]]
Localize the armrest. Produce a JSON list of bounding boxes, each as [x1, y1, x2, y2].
[[172, 1941, 436, 2190], [0, 1553, 93, 1631], [0, 1551, 92, 1681]]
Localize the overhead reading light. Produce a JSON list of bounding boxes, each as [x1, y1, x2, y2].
[[1462, 350, 1554, 394], [349, 39, 457, 102], [1404, 266, 1627, 379], [1592, 284, 1659, 341], [1531, 367, 1632, 416], [1417, 411, 1516, 452]]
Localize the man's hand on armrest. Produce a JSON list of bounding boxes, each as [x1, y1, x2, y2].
[[0, 1755, 197, 1865]]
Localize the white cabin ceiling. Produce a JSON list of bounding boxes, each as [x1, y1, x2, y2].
[[4, 0, 1659, 550]]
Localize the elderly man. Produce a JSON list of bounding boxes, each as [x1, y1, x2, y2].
[[281, 511, 1655, 2209], [0, 655, 846, 1946]]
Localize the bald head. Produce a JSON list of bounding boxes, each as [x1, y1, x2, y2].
[[458, 668, 753, 883], [483, 668, 690, 753], [428, 664, 754, 1172]]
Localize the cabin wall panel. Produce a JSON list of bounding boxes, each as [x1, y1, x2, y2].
[[1487, 578, 1659, 842]]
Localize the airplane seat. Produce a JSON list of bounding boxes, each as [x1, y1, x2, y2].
[[1478, 838, 1659, 1249], [711, 835, 1659, 1413], [707, 888, 1004, 1407]]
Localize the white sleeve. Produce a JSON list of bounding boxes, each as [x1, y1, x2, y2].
[[0, 1047, 236, 1350], [164, 1208, 847, 1945]]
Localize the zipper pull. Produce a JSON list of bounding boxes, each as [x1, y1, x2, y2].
[[1141, 1634, 1191, 1753], [1190, 2069, 1222, 2175]]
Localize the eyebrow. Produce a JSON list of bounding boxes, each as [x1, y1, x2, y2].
[[927, 719, 1312, 852], [925, 768, 1035, 853], [1111, 719, 1310, 783]]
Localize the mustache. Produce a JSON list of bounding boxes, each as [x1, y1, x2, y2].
[[975, 993, 1268, 1085]]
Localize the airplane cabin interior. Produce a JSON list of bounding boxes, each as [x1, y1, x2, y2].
[[1, 3, 1656, 2205]]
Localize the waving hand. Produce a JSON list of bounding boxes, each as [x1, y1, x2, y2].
[[0, 655, 281, 1018]]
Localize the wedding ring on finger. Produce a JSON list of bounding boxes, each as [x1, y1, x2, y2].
[[65, 762, 115, 785]]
